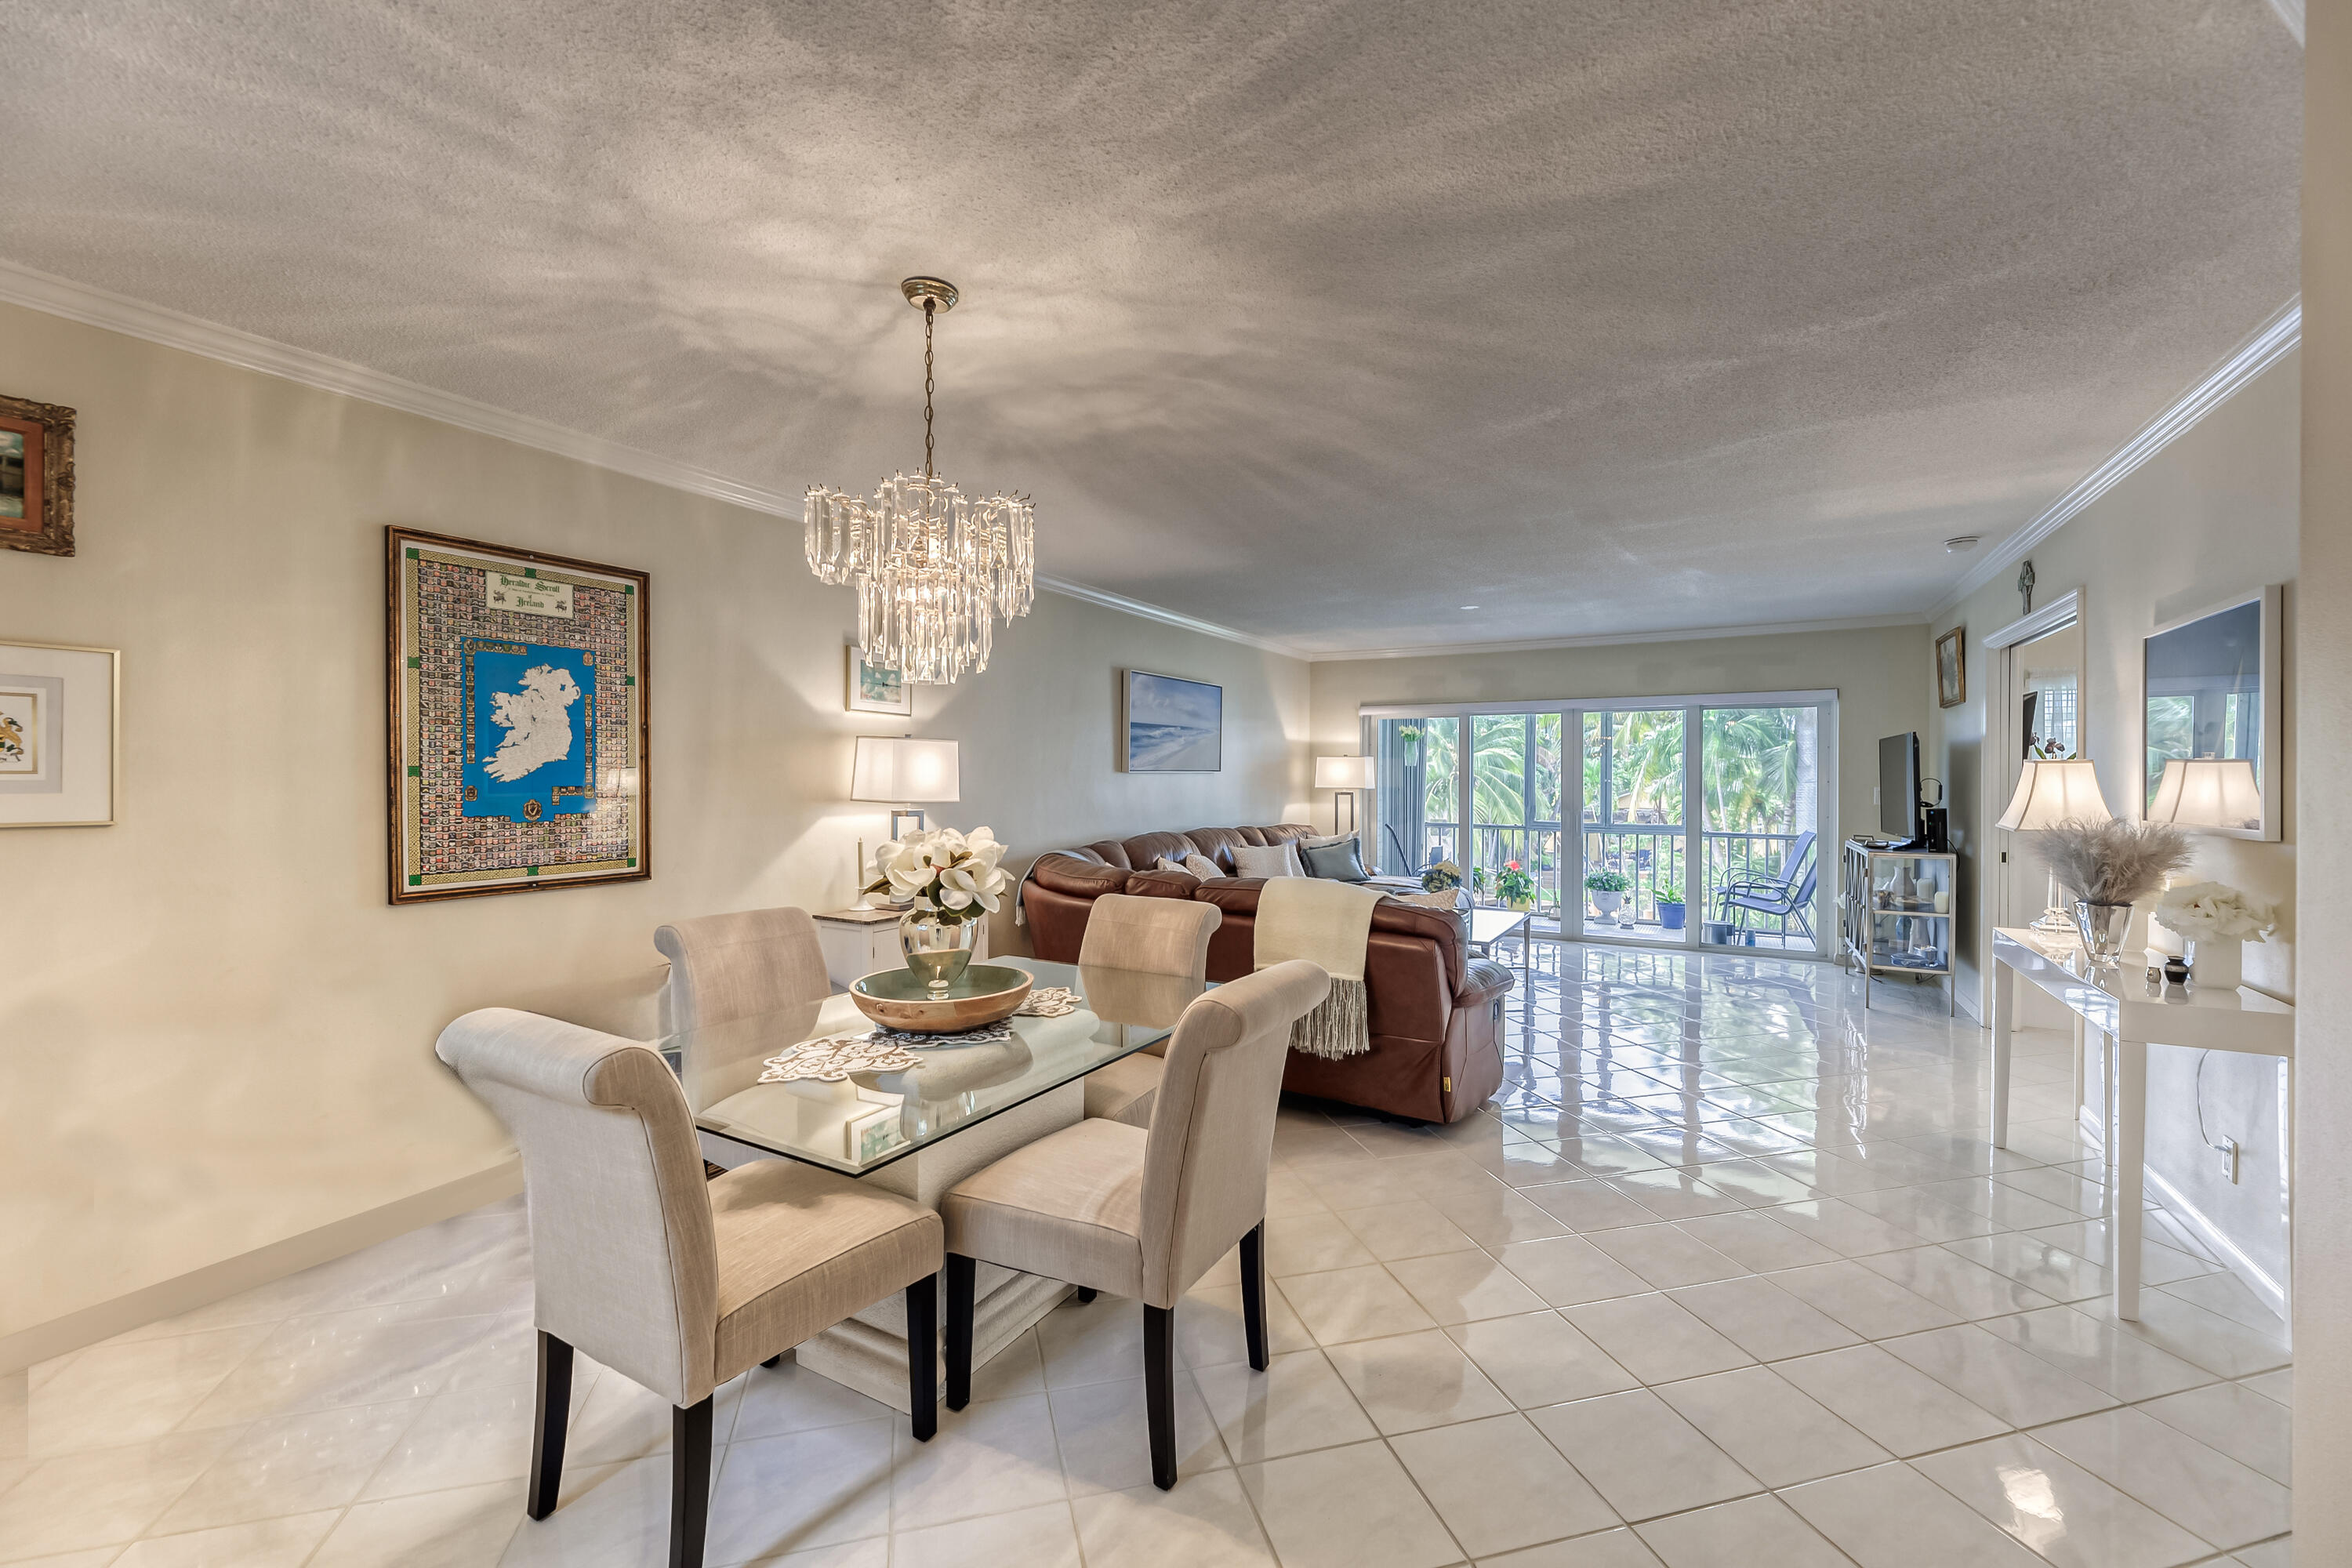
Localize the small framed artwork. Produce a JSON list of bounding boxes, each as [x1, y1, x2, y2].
[[1, 392, 77, 557], [387, 527, 649, 902], [1936, 626, 1966, 708], [1123, 669, 1222, 772], [0, 641, 117, 828], [846, 645, 913, 716]]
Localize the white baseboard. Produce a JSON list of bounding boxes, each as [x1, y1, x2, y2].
[[2143, 1164, 2288, 1319], [0, 1160, 524, 1374]]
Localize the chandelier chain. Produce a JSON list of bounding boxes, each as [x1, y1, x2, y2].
[[922, 299, 935, 481]]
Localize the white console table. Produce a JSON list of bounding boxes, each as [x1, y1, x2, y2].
[[1990, 926, 2293, 1321]]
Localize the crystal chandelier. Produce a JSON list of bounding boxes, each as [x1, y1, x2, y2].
[[805, 277, 1035, 684]]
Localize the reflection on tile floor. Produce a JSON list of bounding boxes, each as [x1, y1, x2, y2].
[[0, 944, 2292, 1566]]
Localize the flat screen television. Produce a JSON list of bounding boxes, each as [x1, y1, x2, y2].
[[1878, 732, 1921, 842]]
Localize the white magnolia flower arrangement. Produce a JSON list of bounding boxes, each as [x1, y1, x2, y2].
[[864, 826, 1010, 924], [2155, 880, 2279, 943]]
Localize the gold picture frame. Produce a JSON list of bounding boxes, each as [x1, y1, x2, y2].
[[1936, 626, 1966, 708], [386, 527, 650, 902], [1, 392, 76, 557]]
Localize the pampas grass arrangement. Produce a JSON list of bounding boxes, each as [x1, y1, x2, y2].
[[2033, 818, 2195, 905]]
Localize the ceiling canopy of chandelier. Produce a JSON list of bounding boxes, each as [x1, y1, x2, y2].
[[804, 277, 1036, 685]]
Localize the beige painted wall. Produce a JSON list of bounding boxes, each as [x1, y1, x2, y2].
[[2296, 0, 2350, 1546], [1926, 351, 2298, 1297], [1307, 622, 1931, 896], [0, 301, 1310, 1341]]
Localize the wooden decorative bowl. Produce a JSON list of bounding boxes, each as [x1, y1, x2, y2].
[[851, 964, 1035, 1034]]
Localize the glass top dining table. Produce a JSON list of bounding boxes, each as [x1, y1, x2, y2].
[[655, 958, 1210, 1177]]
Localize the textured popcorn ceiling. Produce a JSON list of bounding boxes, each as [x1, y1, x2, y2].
[[0, 2, 2302, 652]]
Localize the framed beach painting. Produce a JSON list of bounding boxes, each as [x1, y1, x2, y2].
[[386, 526, 649, 902], [1123, 670, 1222, 773], [846, 644, 913, 716]]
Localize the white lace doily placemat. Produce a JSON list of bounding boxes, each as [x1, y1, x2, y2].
[[757, 1033, 924, 1083], [1017, 986, 1081, 1018]]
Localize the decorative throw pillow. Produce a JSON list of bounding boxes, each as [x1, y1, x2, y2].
[[1298, 832, 1360, 851], [1155, 854, 1200, 880], [1185, 852, 1226, 880], [1231, 841, 1305, 879], [1300, 840, 1368, 881]]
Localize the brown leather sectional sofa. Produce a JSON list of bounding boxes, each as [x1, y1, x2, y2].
[[1022, 822, 1513, 1123]]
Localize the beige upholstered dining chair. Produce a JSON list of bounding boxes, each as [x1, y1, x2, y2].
[[436, 1008, 943, 1568], [1078, 894, 1222, 1127], [940, 960, 1330, 1488], [655, 906, 831, 1033]]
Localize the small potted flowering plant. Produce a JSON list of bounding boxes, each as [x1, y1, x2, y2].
[[1421, 858, 1464, 893], [1584, 868, 1632, 917], [1494, 859, 1537, 912], [2154, 880, 2278, 990], [864, 826, 1011, 994]]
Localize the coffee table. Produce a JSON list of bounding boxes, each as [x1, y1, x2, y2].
[[1468, 906, 1534, 988]]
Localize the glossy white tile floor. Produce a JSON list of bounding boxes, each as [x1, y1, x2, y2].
[[0, 944, 2292, 1566]]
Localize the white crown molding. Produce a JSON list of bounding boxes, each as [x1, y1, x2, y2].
[[1034, 575, 1306, 658], [0, 256, 810, 519], [1935, 296, 2302, 615], [1308, 612, 1929, 663], [0, 256, 1329, 659]]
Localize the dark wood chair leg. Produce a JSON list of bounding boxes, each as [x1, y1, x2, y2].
[[1074, 1287, 1098, 1303], [670, 1396, 713, 1568], [527, 1330, 573, 1521], [945, 1253, 976, 1411], [1240, 1220, 1269, 1371], [906, 1272, 938, 1442], [1143, 1302, 1178, 1490]]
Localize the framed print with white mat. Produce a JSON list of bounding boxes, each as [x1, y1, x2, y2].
[[386, 527, 648, 903], [0, 641, 115, 827]]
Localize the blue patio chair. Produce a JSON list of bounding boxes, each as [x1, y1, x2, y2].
[[1715, 831, 1817, 945]]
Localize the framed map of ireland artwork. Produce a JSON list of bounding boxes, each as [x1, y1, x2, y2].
[[386, 527, 648, 903]]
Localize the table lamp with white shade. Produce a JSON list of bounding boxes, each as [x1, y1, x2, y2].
[[1314, 755, 1376, 836], [853, 734, 960, 843], [1996, 757, 2111, 935], [852, 735, 961, 908], [2146, 757, 2260, 833]]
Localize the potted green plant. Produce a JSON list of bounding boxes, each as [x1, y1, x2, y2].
[[1420, 858, 1463, 893], [1657, 895, 1686, 930], [1584, 868, 1632, 917], [1495, 859, 1536, 911]]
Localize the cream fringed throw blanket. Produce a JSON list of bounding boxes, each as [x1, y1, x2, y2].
[[1254, 877, 1385, 1059]]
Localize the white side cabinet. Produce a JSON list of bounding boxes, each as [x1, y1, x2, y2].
[[812, 907, 989, 992]]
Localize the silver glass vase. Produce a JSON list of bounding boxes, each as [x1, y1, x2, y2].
[[898, 910, 978, 996], [2072, 900, 2132, 965]]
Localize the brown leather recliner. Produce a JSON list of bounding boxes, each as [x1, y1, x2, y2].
[[1022, 824, 1512, 1123]]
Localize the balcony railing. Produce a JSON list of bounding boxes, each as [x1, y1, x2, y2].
[[1407, 821, 1813, 944]]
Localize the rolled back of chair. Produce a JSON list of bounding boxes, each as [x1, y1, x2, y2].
[[435, 1007, 720, 1406], [1078, 893, 1221, 979], [1134, 960, 1330, 1308], [655, 906, 829, 1035]]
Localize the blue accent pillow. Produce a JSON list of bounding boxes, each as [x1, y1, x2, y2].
[[1300, 840, 1367, 881]]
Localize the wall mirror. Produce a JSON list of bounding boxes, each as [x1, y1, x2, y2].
[[2142, 584, 2281, 840]]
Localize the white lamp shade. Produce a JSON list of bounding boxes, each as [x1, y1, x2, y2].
[[1995, 758, 2111, 830], [1315, 755, 1376, 789], [851, 736, 960, 803], [2147, 757, 2260, 829]]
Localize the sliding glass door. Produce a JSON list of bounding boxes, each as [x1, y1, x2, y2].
[[1368, 692, 1833, 956], [1582, 710, 1686, 942]]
